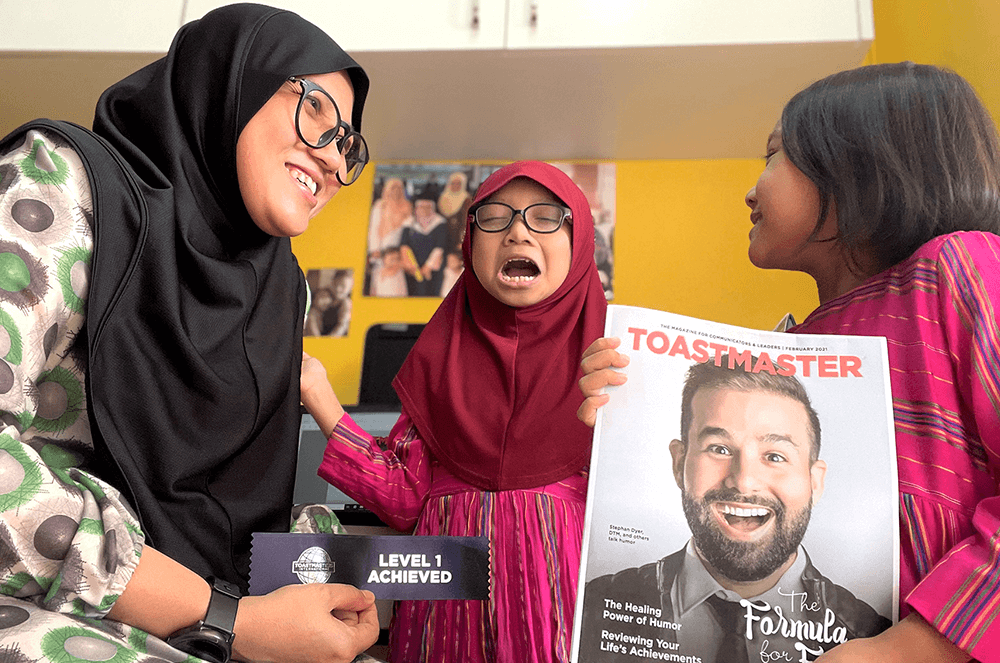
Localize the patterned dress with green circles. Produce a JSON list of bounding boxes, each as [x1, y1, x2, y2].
[[0, 128, 168, 662], [0, 131, 374, 663], [0, 129, 359, 663]]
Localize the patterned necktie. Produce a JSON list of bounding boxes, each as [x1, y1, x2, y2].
[[705, 594, 750, 663]]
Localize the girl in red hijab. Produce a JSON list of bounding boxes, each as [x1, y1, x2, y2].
[[303, 160, 608, 661]]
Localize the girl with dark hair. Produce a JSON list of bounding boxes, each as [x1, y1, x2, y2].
[[758, 61, 1000, 290], [580, 63, 1000, 662], [0, 4, 378, 662], [303, 161, 608, 662]]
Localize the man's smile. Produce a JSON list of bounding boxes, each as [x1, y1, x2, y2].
[[710, 501, 776, 541]]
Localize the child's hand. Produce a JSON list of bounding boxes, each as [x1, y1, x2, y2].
[[813, 614, 970, 663], [301, 352, 331, 400], [301, 352, 346, 437], [577, 337, 629, 428]]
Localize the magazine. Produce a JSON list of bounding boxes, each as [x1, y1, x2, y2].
[[572, 305, 898, 663]]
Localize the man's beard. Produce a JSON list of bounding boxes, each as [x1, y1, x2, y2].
[[682, 487, 812, 583]]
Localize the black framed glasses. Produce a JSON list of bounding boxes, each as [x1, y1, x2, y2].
[[288, 76, 369, 186], [469, 201, 572, 234]]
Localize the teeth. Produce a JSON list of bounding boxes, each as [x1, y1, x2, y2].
[[721, 504, 769, 518], [500, 258, 539, 283], [499, 273, 537, 283], [289, 167, 317, 195]]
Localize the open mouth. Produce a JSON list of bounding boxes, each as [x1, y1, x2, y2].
[[500, 258, 540, 283], [288, 165, 318, 196], [713, 502, 773, 534]]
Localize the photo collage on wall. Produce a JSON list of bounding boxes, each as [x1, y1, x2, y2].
[[363, 162, 616, 300], [304, 268, 354, 338]]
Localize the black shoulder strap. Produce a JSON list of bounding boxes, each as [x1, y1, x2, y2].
[[3, 119, 149, 527], [4, 119, 147, 348]]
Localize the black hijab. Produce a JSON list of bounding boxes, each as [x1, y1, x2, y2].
[[6, 4, 368, 589]]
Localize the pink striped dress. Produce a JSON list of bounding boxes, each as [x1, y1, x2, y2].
[[319, 412, 587, 663], [790, 231, 1000, 661]]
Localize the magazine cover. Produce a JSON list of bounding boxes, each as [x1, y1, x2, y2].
[[572, 305, 899, 663]]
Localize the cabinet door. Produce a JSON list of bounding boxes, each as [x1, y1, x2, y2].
[[183, 0, 508, 52], [504, 0, 874, 49], [0, 0, 183, 52]]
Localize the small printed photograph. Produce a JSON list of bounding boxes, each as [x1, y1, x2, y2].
[[363, 162, 616, 299], [304, 268, 354, 337]]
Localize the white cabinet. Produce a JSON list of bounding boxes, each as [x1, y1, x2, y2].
[[0, 0, 875, 160], [0, 0, 874, 55], [344, 0, 874, 160], [503, 0, 874, 49], [0, 0, 183, 52], [182, 0, 874, 52], [182, 0, 510, 51]]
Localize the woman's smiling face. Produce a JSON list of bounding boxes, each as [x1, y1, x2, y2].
[[236, 70, 354, 237], [470, 177, 573, 308]]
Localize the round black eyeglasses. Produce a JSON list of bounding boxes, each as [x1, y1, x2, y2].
[[288, 76, 369, 186], [469, 201, 572, 234]]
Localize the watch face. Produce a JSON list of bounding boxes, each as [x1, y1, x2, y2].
[[167, 629, 230, 663]]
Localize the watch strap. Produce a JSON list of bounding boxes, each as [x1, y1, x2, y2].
[[165, 576, 241, 663], [204, 576, 240, 640]]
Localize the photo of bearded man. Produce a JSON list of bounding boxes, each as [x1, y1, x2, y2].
[[579, 357, 891, 663]]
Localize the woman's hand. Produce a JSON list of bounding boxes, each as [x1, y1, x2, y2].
[[232, 583, 379, 663], [301, 352, 346, 437], [814, 614, 970, 663], [576, 336, 630, 428], [109, 547, 379, 663]]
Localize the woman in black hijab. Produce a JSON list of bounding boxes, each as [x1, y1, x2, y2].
[[0, 4, 377, 662]]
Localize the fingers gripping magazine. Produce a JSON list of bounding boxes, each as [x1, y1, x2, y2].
[[572, 305, 898, 663]]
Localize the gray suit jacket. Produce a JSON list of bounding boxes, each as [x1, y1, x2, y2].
[[578, 547, 892, 661]]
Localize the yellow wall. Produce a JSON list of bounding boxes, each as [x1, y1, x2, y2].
[[872, 0, 1000, 120], [295, 157, 818, 404], [297, 0, 1000, 405]]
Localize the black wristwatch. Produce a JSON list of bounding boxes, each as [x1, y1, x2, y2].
[[165, 576, 241, 663]]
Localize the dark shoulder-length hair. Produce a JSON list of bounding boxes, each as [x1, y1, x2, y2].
[[781, 62, 1000, 273]]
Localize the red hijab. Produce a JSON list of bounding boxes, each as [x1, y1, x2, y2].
[[393, 161, 608, 490]]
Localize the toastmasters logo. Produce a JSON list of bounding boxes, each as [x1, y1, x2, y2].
[[625, 327, 864, 378], [292, 546, 336, 584]]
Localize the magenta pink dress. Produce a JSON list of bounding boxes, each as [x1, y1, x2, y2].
[[791, 231, 1000, 661], [319, 412, 587, 663]]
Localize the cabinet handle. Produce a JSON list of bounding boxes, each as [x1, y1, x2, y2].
[[530, 1, 538, 28], [471, 0, 479, 29]]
